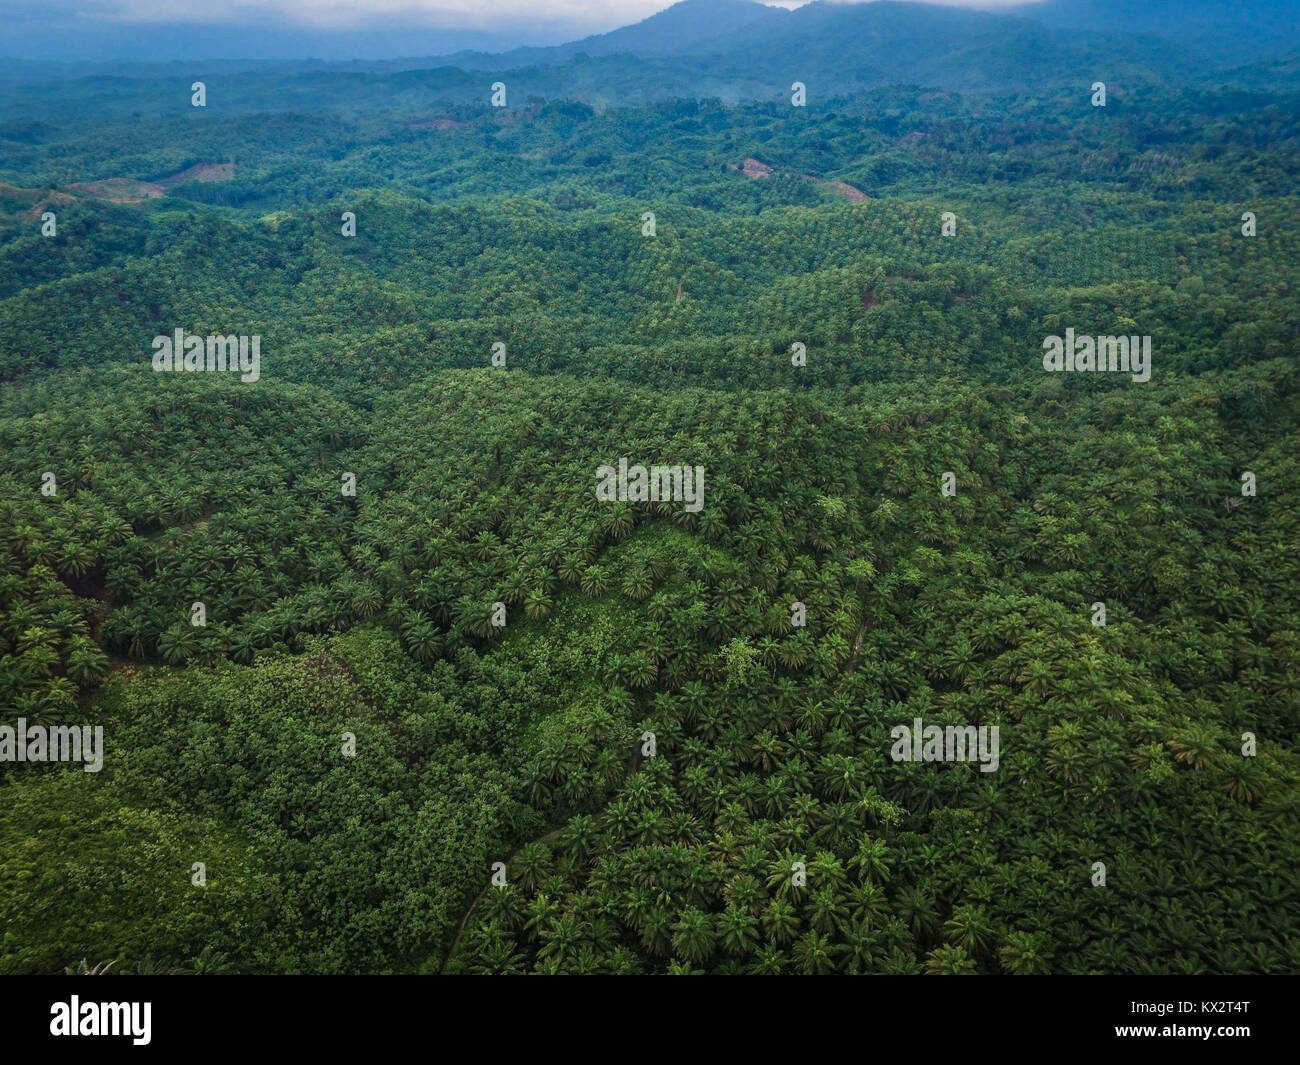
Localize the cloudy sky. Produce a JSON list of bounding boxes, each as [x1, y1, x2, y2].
[[0, 0, 1045, 60], [8, 0, 1038, 26]]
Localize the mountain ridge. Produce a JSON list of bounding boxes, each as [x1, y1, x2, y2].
[[1, 0, 1296, 97]]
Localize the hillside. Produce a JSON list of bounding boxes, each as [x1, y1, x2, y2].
[[0, 0, 1297, 981]]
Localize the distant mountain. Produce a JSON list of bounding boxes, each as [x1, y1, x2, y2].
[[0, 21, 569, 64], [3, 0, 1296, 99], [564, 0, 788, 58], [1019, 0, 1300, 65], [442, 0, 787, 70], [455, 0, 1291, 73], [699, 1, 1190, 92], [445, 0, 1194, 94]]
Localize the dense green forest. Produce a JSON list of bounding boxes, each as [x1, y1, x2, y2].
[[1, 1, 1298, 976]]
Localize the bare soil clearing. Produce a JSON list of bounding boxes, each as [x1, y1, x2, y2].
[[735, 156, 868, 202], [67, 177, 165, 202], [0, 182, 77, 221], [816, 179, 869, 203], [66, 163, 236, 203], [158, 162, 236, 186]]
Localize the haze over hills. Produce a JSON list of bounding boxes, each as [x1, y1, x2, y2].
[[1020, 0, 1300, 62], [2, 0, 1297, 105], [524, 0, 790, 60], [436, 0, 1295, 92], [1, 0, 1297, 94]]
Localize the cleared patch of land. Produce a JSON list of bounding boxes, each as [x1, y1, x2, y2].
[[815, 179, 869, 203], [0, 181, 77, 220], [157, 162, 237, 186], [735, 156, 868, 202], [66, 177, 165, 202], [66, 163, 236, 203]]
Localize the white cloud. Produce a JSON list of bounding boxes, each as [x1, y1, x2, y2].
[[86, 1, 672, 29], [46, 0, 1046, 31]]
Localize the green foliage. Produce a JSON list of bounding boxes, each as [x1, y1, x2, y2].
[[1, 62, 1297, 975]]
